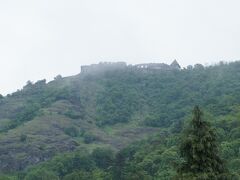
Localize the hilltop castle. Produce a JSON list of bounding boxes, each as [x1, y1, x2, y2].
[[81, 62, 127, 73], [134, 60, 181, 70], [81, 60, 181, 74]]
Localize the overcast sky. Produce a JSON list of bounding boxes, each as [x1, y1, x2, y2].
[[0, 0, 240, 95]]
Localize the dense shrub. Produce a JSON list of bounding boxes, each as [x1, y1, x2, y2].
[[24, 169, 59, 180], [83, 133, 97, 144], [64, 126, 79, 137]]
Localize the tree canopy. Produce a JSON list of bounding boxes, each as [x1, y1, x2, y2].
[[176, 106, 230, 179]]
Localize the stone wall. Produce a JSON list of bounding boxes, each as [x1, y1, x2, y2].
[[81, 60, 181, 74]]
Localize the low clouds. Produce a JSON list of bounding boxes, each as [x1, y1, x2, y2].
[[0, 0, 240, 94]]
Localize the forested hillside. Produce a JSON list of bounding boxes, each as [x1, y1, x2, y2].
[[0, 61, 239, 179]]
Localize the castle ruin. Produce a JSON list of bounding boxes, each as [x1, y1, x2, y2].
[[81, 60, 181, 74]]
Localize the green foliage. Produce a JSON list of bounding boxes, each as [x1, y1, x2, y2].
[[144, 114, 168, 127], [83, 132, 98, 144], [229, 159, 240, 174], [91, 148, 114, 169], [24, 169, 59, 180], [110, 135, 180, 179], [62, 171, 91, 180], [64, 126, 79, 137], [64, 110, 82, 119], [24, 152, 96, 178], [0, 61, 240, 178], [230, 127, 240, 139], [0, 102, 41, 132], [96, 82, 139, 126], [62, 169, 109, 180], [23, 149, 112, 180], [20, 134, 27, 142], [0, 175, 12, 180], [176, 106, 228, 179]]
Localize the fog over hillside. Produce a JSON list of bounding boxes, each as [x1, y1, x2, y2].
[[1, 0, 240, 95], [0, 1, 240, 179], [0, 61, 239, 179]]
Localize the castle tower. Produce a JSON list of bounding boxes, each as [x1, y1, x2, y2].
[[170, 60, 181, 69]]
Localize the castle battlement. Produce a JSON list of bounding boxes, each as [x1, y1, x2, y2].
[[81, 60, 181, 74], [81, 62, 127, 73], [134, 60, 181, 70]]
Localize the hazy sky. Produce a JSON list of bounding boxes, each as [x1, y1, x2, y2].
[[0, 0, 240, 95]]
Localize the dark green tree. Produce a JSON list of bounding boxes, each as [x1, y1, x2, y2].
[[91, 148, 114, 170], [176, 106, 229, 179], [112, 152, 126, 180]]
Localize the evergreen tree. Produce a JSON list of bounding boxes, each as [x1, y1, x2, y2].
[[176, 106, 229, 179], [112, 152, 126, 180]]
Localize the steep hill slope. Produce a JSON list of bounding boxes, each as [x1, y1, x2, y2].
[[0, 61, 240, 174]]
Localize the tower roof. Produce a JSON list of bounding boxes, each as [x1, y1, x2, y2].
[[170, 60, 181, 69]]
